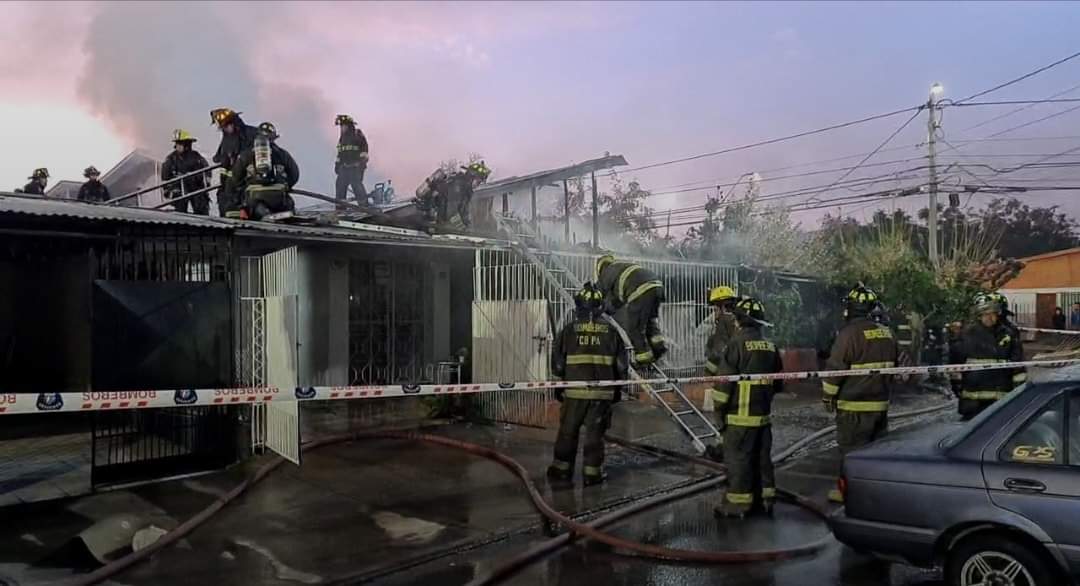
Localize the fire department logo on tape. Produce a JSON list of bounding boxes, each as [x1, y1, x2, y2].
[[498, 382, 516, 389], [174, 390, 198, 405], [295, 387, 316, 399], [36, 393, 63, 411], [401, 384, 421, 394]]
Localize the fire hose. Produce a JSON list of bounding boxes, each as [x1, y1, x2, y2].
[[62, 398, 955, 586]]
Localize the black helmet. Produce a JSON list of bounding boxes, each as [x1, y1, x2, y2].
[[843, 285, 879, 318], [574, 282, 605, 315], [257, 122, 279, 140], [335, 114, 356, 127], [210, 107, 241, 127], [732, 296, 766, 326], [83, 166, 100, 178]]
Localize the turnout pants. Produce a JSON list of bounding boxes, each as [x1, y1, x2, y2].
[[217, 179, 240, 218], [620, 288, 665, 364], [722, 424, 774, 513], [171, 191, 210, 216], [836, 410, 888, 456], [958, 391, 1007, 420], [335, 164, 367, 206], [551, 398, 613, 479]]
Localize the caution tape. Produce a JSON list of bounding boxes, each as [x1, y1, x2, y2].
[[1, 358, 1077, 416], [1019, 326, 1079, 335]]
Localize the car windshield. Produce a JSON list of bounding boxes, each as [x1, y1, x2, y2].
[[940, 383, 1029, 449]]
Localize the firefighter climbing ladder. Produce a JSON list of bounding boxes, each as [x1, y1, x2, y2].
[[503, 218, 721, 455]]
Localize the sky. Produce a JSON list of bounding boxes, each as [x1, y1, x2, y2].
[[2, 1, 1080, 229]]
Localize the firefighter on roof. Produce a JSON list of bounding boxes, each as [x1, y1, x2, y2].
[[227, 122, 300, 221], [19, 168, 49, 195], [595, 254, 666, 366], [713, 297, 783, 519], [950, 293, 1025, 420], [415, 161, 492, 230], [822, 285, 899, 503], [211, 107, 258, 218], [77, 166, 110, 203], [162, 129, 212, 215], [334, 114, 369, 207], [547, 283, 628, 486]]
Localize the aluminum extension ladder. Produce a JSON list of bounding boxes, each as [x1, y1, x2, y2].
[[502, 217, 721, 454]]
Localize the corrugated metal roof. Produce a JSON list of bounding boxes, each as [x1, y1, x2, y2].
[[474, 154, 628, 196], [0, 193, 229, 229]]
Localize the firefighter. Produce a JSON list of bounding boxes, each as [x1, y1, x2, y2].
[[334, 114, 369, 207], [162, 129, 212, 215], [950, 293, 1025, 421], [547, 283, 628, 486], [211, 108, 258, 218], [19, 168, 49, 195], [822, 285, 898, 503], [77, 166, 110, 203], [713, 297, 783, 519], [703, 285, 739, 462], [890, 304, 918, 365], [988, 292, 1021, 340], [595, 254, 666, 367], [227, 122, 300, 221]]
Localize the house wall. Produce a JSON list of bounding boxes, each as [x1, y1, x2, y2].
[[1004, 252, 1080, 290]]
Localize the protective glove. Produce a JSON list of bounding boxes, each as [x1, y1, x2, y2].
[[950, 380, 963, 398], [334, 161, 341, 174], [822, 396, 837, 414], [554, 389, 564, 403]]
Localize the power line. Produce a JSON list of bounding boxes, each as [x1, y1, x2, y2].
[[621, 105, 925, 173], [986, 103, 1080, 138], [950, 97, 1080, 107], [961, 82, 1080, 131], [954, 50, 1080, 104]]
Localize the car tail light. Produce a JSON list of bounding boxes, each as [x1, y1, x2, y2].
[[838, 475, 848, 498]]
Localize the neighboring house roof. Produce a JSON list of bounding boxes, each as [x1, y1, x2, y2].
[[45, 180, 83, 200], [0, 192, 227, 230], [474, 154, 628, 197], [1017, 246, 1080, 263]]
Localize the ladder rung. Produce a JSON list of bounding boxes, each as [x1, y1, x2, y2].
[[672, 410, 694, 416], [653, 387, 675, 393], [694, 431, 718, 439]]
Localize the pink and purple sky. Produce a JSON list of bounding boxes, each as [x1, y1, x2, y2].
[[3, 1, 1080, 226]]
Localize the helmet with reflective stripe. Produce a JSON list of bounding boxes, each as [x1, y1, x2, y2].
[[974, 292, 1002, 315], [733, 296, 766, 323], [29, 168, 49, 180], [172, 129, 197, 143], [335, 114, 356, 126], [83, 166, 100, 178], [986, 292, 1012, 316], [257, 122, 279, 140], [210, 108, 241, 127], [574, 282, 605, 314], [708, 286, 737, 305], [843, 284, 879, 317], [465, 160, 491, 182]]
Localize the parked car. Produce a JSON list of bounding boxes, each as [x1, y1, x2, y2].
[[829, 369, 1080, 586]]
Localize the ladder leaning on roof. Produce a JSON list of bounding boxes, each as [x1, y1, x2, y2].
[[499, 215, 721, 455]]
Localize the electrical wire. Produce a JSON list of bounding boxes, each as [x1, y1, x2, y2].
[[620, 105, 925, 173], [986, 103, 1080, 138], [954, 50, 1080, 104], [961, 82, 1080, 131], [950, 97, 1080, 107]]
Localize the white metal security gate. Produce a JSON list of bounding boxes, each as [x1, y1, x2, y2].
[[240, 246, 302, 464], [472, 299, 552, 427]]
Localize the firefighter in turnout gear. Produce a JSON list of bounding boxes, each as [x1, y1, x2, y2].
[[77, 166, 110, 203], [595, 254, 667, 366], [211, 108, 258, 218], [334, 114, 369, 206], [19, 168, 49, 195], [822, 285, 899, 503], [704, 285, 739, 462], [227, 122, 300, 221], [891, 305, 917, 365], [713, 297, 783, 519], [547, 284, 629, 486], [950, 293, 1025, 421], [162, 129, 212, 215]]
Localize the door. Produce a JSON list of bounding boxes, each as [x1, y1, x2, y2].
[[983, 390, 1080, 571], [1036, 293, 1056, 329], [472, 300, 551, 426]]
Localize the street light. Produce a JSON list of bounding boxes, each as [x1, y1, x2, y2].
[[930, 82, 944, 97]]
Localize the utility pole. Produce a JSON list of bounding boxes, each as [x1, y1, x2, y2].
[[927, 82, 944, 264], [590, 171, 599, 249]]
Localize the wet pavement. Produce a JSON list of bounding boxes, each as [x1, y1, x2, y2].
[[0, 386, 956, 586]]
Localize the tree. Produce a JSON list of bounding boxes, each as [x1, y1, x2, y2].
[[596, 178, 660, 250], [976, 198, 1078, 258]]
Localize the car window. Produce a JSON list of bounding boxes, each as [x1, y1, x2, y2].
[[1072, 393, 1080, 466], [941, 383, 1028, 449], [1002, 394, 1065, 465]]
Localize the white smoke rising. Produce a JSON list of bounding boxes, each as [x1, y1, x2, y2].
[[77, 2, 335, 191]]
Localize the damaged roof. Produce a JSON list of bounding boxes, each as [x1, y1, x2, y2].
[[474, 154, 628, 196], [0, 192, 228, 229]]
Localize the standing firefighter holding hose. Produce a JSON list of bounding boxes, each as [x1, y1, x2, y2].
[[211, 107, 257, 218], [547, 284, 628, 487], [822, 285, 898, 503], [595, 254, 666, 366], [704, 285, 739, 462], [712, 297, 783, 519]]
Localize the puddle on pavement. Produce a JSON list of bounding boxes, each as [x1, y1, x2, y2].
[[371, 511, 447, 544], [232, 538, 323, 584]]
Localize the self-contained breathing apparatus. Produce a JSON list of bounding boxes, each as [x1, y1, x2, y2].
[[244, 123, 295, 221]]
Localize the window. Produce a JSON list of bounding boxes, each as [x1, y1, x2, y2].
[[1002, 394, 1065, 465], [1071, 393, 1080, 466]]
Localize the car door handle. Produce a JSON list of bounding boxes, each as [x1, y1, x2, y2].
[[1004, 478, 1046, 493]]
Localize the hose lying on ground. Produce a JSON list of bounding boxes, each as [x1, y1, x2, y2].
[[64, 399, 956, 586]]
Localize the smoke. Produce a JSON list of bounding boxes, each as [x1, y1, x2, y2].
[[77, 1, 335, 191]]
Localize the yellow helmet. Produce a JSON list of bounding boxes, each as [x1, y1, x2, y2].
[[595, 254, 616, 277], [172, 129, 197, 143], [210, 108, 240, 127], [708, 286, 737, 305]]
